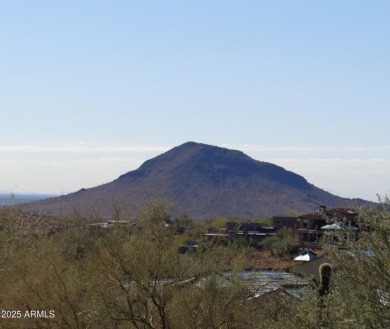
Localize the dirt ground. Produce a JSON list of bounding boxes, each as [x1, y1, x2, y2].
[[246, 250, 324, 270]]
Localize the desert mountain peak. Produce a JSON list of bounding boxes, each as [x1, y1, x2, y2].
[[24, 142, 363, 219]]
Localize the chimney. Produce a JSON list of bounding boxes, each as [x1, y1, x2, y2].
[[319, 205, 327, 214]]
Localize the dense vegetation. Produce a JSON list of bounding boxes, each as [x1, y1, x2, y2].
[[1, 198, 389, 328]]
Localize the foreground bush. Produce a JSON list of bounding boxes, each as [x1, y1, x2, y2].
[[0, 200, 262, 328], [1, 198, 390, 328]]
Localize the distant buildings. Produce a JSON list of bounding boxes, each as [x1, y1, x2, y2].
[[298, 205, 358, 248], [203, 205, 358, 249], [272, 216, 298, 231], [204, 221, 276, 248], [273, 205, 358, 249]]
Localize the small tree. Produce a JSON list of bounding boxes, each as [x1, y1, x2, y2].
[[262, 227, 299, 256], [323, 198, 390, 327], [282, 198, 390, 329]]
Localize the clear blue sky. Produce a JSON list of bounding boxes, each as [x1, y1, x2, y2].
[[1, 1, 389, 201]]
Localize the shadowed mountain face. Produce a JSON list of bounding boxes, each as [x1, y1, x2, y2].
[[24, 142, 364, 219]]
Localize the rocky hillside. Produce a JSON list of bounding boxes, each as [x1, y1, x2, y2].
[[24, 142, 367, 219]]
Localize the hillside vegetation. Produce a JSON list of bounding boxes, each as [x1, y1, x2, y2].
[[1, 198, 390, 328]]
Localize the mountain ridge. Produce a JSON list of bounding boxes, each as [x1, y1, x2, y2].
[[23, 142, 369, 219]]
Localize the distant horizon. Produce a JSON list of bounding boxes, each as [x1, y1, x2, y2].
[[0, 192, 57, 196], [0, 192, 57, 207]]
